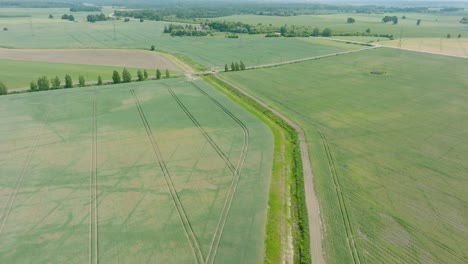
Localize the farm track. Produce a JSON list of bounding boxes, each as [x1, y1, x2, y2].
[[213, 75, 326, 264], [168, 83, 249, 264], [130, 89, 204, 264], [0, 112, 50, 235], [89, 94, 99, 264]]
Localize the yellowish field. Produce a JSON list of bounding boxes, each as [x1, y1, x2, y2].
[[0, 49, 181, 71], [380, 38, 468, 57]]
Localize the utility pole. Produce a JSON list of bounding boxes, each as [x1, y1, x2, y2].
[[113, 19, 116, 40], [29, 18, 35, 36]]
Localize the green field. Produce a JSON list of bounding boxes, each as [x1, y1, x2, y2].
[[0, 8, 361, 68], [0, 78, 273, 263], [215, 12, 468, 38], [222, 48, 468, 263], [0, 59, 164, 89]]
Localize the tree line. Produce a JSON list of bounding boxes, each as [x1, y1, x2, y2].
[[225, 61, 246, 72], [0, 68, 171, 96], [70, 5, 102, 12], [163, 24, 210, 37], [162, 21, 396, 39], [87, 13, 107, 23]]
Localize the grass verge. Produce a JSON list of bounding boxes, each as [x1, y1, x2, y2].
[[203, 74, 310, 264]]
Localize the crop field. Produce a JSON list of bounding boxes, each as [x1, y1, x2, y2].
[[0, 48, 180, 70], [0, 59, 166, 89], [0, 78, 273, 263], [215, 12, 468, 38], [222, 48, 468, 263], [380, 38, 468, 57], [0, 8, 361, 68]]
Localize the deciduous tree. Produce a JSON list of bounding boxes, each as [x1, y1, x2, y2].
[[165, 69, 170, 78], [78, 75, 85, 86], [122, 68, 132, 83], [65, 74, 73, 88], [30, 81, 38, 91], [240, 61, 245, 70], [0, 81, 7, 95], [52, 76, 61, 89], [234, 62, 240, 71], [156, 69, 161, 79], [312, 27, 320, 37], [137, 69, 144, 81], [37, 76, 50, 90], [322, 28, 332, 37], [112, 70, 121, 84], [144, 70, 148, 79], [97, 76, 103, 85]]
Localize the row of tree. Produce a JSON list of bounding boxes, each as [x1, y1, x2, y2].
[[382, 16, 399, 25], [225, 61, 246, 72], [163, 24, 210, 37], [30, 75, 80, 91], [26, 69, 170, 92], [70, 5, 102, 12], [86, 13, 108, 23]]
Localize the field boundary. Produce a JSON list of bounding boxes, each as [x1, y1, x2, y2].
[[212, 74, 326, 264], [130, 89, 204, 264], [203, 75, 317, 264]]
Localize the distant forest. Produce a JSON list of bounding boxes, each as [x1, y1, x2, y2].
[[0, 1, 465, 17]]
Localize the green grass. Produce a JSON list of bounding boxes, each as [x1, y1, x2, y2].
[[222, 48, 468, 264], [0, 78, 274, 263], [0, 59, 162, 89], [213, 12, 468, 38], [0, 8, 360, 68]]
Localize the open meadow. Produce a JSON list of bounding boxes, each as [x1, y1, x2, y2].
[[0, 78, 273, 263], [222, 47, 468, 264]]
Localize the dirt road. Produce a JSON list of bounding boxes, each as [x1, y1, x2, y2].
[[214, 75, 325, 264]]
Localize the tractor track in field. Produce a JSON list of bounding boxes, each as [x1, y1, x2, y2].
[[130, 89, 204, 264], [317, 131, 361, 264], [89, 94, 99, 264], [0, 112, 50, 235], [189, 82, 249, 264], [167, 84, 249, 264]]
